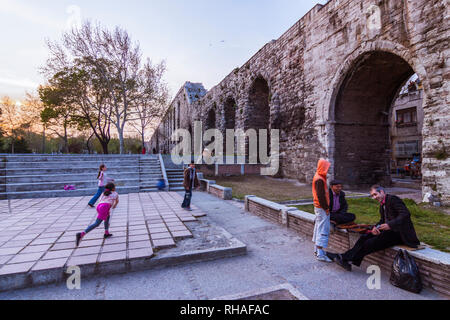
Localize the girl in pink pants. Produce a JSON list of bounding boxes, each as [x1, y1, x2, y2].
[[76, 183, 119, 246]]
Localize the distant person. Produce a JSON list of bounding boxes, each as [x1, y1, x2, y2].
[[181, 161, 200, 211], [88, 164, 114, 208], [312, 159, 333, 262], [330, 185, 420, 271], [142, 147, 146, 155], [77, 183, 119, 246], [329, 180, 356, 225], [157, 178, 166, 191]]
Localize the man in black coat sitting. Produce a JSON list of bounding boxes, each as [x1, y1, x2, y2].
[[329, 180, 356, 225], [332, 185, 420, 271]]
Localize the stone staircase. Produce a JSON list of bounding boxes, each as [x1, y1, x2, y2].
[[139, 156, 164, 192], [0, 154, 164, 199], [166, 168, 185, 191], [161, 155, 186, 192]]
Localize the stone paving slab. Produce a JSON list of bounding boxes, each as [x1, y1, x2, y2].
[[0, 192, 246, 292]]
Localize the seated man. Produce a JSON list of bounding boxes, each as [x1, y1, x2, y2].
[[331, 185, 420, 271], [329, 180, 356, 225]]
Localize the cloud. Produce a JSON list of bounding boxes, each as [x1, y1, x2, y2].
[[0, 76, 38, 89], [0, 0, 62, 29]]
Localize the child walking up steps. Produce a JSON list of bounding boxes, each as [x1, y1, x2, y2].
[[76, 182, 119, 246]]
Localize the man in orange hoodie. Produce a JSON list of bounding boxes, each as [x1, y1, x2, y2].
[[312, 159, 333, 262]]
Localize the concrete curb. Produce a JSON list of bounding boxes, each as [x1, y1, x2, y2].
[[0, 231, 247, 293]]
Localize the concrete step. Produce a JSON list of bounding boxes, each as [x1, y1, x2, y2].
[[5, 160, 139, 168], [1, 185, 140, 199], [3, 178, 140, 192], [2, 167, 141, 176], [169, 186, 185, 191], [5, 172, 140, 183], [2, 155, 141, 162]]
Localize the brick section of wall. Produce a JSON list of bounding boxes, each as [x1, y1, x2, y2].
[[209, 185, 224, 199], [246, 198, 450, 297], [248, 200, 283, 225]]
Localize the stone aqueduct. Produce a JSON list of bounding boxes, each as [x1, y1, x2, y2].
[[150, 0, 450, 204]]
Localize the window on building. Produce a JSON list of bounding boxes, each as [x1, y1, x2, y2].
[[396, 141, 419, 158], [396, 107, 417, 126]]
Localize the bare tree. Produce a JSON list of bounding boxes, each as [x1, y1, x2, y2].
[[129, 59, 169, 150], [44, 21, 142, 154]]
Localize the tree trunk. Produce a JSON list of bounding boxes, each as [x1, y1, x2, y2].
[[100, 140, 109, 154], [86, 133, 94, 154], [118, 129, 125, 154], [63, 123, 69, 154], [42, 127, 46, 154]]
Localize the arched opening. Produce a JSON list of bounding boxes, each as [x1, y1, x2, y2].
[[246, 77, 270, 163], [205, 108, 217, 157], [223, 97, 237, 157], [333, 51, 422, 187]]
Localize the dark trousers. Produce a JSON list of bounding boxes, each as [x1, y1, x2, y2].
[[181, 189, 192, 208], [330, 211, 356, 225], [85, 217, 110, 234], [342, 230, 403, 267], [88, 186, 105, 206]]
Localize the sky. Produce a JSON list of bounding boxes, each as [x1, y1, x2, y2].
[[0, 0, 328, 102]]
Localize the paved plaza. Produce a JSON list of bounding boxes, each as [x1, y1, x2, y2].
[[0, 192, 214, 287], [0, 191, 445, 300]]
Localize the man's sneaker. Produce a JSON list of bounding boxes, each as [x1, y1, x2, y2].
[[88, 203, 95, 208], [76, 233, 82, 246], [317, 254, 333, 263], [334, 254, 352, 271], [185, 207, 193, 211], [104, 233, 113, 239]]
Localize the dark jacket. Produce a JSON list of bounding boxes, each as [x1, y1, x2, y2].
[[378, 195, 420, 248], [329, 189, 348, 214], [183, 167, 200, 190]]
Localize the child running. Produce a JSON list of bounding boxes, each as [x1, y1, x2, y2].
[[76, 182, 119, 246], [88, 164, 114, 208]]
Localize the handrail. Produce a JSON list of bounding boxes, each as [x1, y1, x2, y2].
[[158, 154, 170, 191]]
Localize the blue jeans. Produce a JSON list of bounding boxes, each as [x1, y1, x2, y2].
[[85, 216, 110, 234], [312, 207, 330, 248], [88, 186, 105, 206], [181, 189, 192, 208]]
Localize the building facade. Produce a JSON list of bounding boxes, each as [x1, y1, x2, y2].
[[150, 0, 450, 204]]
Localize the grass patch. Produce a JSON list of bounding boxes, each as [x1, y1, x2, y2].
[[207, 176, 313, 202], [291, 198, 450, 253]]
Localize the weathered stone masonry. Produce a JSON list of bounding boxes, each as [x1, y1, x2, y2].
[[151, 0, 449, 204]]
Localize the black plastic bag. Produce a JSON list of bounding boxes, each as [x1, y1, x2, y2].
[[390, 249, 422, 294]]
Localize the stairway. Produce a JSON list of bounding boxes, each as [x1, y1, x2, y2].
[[139, 155, 164, 192], [166, 168, 185, 191], [0, 154, 165, 199]]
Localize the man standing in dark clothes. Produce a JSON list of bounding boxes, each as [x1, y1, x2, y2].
[[332, 185, 420, 271], [181, 161, 200, 211], [329, 180, 356, 225]]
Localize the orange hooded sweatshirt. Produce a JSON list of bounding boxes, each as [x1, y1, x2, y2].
[[312, 159, 331, 209]]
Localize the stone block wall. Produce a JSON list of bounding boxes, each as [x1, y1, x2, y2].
[[151, 0, 449, 203]]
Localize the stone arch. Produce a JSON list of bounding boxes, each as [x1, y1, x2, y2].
[[327, 48, 426, 187], [206, 107, 217, 131], [245, 76, 271, 163], [223, 96, 238, 157]]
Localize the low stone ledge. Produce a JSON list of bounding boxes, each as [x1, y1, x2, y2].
[[209, 184, 233, 200], [245, 195, 450, 297], [199, 179, 215, 192]]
